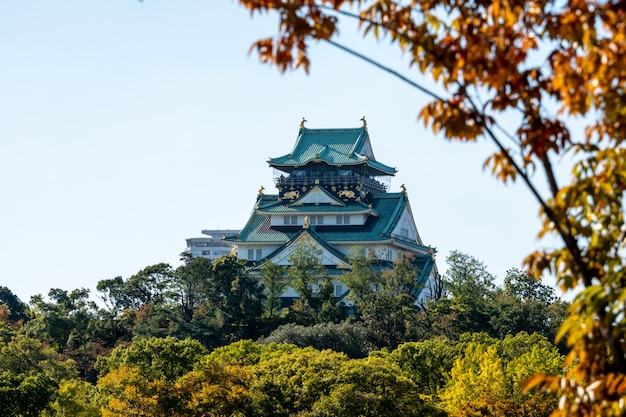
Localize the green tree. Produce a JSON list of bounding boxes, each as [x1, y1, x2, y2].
[[0, 371, 58, 417], [234, 1, 626, 412], [259, 261, 288, 320], [384, 337, 459, 397], [24, 288, 97, 352], [95, 337, 207, 382], [0, 332, 77, 417], [97, 255, 264, 346], [173, 253, 214, 323], [358, 252, 423, 348], [341, 247, 380, 305], [421, 251, 497, 339], [249, 345, 445, 417], [44, 379, 101, 417], [211, 255, 265, 341], [259, 320, 375, 358], [491, 269, 568, 345], [0, 286, 29, 325], [286, 240, 341, 324], [287, 240, 327, 311], [20, 288, 105, 380], [306, 356, 446, 417]]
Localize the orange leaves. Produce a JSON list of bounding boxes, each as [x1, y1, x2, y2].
[[239, 1, 345, 73], [483, 150, 518, 183], [419, 98, 486, 141]]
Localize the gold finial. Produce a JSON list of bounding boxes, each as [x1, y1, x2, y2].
[[360, 116, 367, 129], [401, 184, 407, 194], [300, 117, 307, 130], [230, 245, 238, 256], [303, 215, 309, 229], [258, 185, 265, 195]]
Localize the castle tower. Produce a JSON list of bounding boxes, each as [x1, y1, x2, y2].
[[226, 120, 440, 305]]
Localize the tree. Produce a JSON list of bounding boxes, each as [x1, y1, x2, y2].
[[286, 240, 340, 323], [249, 345, 445, 417], [287, 240, 326, 309], [173, 253, 214, 323], [24, 288, 97, 353], [96, 337, 208, 416], [173, 360, 254, 417], [420, 251, 497, 339], [341, 247, 380, 305], [439, 343, 508, 416], [384, 337, 459, 397], [438, 334, 562, 417], [210, 255, 265, 341], [234, 1, 626, 413], [44, 379, 101, 417], [95, 337, 207, 382], [358, 252, 424, 348], [259, 261, 288, 320], [0, 287, 28, 325], [0, 332, 78, 417], [259, 320, 375, 358], [491, 269, 568, 344], [0, 371, 58, 417]]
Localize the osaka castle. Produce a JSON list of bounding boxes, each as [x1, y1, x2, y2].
[[225, 119, 441, 305]]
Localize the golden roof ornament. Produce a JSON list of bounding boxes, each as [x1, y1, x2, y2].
[[230, 245, 238, 256], [360, 116, 367, 129], [300, 117, 307, 130], [303, 215, 309, 229], [258, 185, 265, 195], [401, 184, 407, 194]]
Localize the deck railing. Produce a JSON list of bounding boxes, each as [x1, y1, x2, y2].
[[274, 174, 387, 193]]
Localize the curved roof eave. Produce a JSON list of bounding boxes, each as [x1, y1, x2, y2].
[[268, 158, 396, 176]]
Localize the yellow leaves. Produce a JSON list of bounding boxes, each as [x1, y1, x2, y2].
[[98, 366, 167, 417]]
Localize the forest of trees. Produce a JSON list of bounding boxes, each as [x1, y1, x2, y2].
[[0, 248, 569, 416]]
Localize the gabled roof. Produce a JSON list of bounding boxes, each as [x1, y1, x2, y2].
[[268, 127, 397, 176], [292, 185, 345, 206], [257, 228, 352, 270], [255, 193, 377, 216]]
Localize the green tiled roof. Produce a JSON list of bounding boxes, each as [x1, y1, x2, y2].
[[269, 127, 396, 175], [256, 196, 375, 215], [227, 192, 425, 246]]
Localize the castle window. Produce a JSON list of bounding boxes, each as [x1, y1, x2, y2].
[[247, 249, 263, 260], [336, 214, 350, 225], [309, 215, 324, 225], [284, 215, 298, 225], [334, 284, 344, 297], [401, 228, 409, 238]]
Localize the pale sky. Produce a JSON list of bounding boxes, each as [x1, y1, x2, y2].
[[1, 1, 561, 304]]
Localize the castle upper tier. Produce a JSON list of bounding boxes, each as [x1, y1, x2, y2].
[[225, 119, 440, 304]]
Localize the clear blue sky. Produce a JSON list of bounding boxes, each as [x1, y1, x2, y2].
[[0, 1, 558, 303]]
